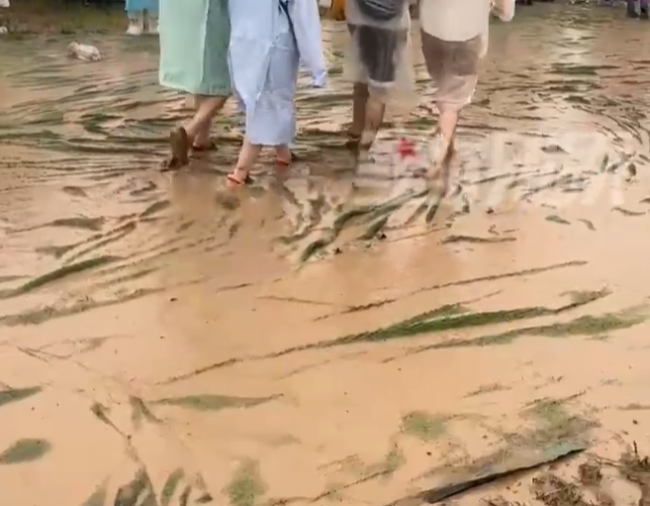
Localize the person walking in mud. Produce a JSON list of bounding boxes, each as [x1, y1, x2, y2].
[[626, 0, 649, 19], [159, 0, 231, 169], [419, 0, 515, 186], [343, 0, 414, 155], [225, 0, 327, 186]]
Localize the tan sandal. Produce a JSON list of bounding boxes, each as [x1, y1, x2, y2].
[[345, 132, 362, 150], [226, 168, 253, 186], [191, 140, 217, 152]]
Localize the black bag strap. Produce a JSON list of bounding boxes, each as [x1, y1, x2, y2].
[[279, 0, 297, 45]]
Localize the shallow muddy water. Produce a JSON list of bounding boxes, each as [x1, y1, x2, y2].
[[2, 4, 650, 506]]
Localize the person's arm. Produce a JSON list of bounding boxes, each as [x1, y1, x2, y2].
[[492, 0, 515, 21], [290, 0, 328, 87]]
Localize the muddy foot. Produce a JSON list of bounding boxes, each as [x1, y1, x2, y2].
[[160, 155, 181, 172], [168, 127, 190, 168], [345, 133, 361, 151], [191, 140, 217, 153]]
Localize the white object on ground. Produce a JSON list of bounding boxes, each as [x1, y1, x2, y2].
[[126, 13, 144, 36], [0, 0, 9, 34], [67, 42, 102, 62]]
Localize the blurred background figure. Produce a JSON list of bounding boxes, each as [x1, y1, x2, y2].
[[0, 0, 8, 34], [125, 0, 159, 35], [626, 0, 648, 18]]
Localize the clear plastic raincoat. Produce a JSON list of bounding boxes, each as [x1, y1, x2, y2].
[[344, 0, 416, 114], [419, 0, 515, 110]]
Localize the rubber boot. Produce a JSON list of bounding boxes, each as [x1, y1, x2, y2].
[[126, 11, 144, 36], [627, 0, 639, 18]]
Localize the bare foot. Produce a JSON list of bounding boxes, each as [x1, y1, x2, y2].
[[428, 137, 455, 196], [345, 130, 362, 150], [192, 125, 216, 152], [191, 140, 217, 152]]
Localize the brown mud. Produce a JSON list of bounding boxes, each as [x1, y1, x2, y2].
[[0, 0, 125, 35], [3, 2, 650, 506]]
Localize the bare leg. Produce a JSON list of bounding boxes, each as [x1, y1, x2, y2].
[[438, 109, 459, 150], [227, 138, 263, 185], [192, 96, 212, 148], [359, 93, 386, 149], [346, 82, 369, 147], [428, 106, 459, 190], [274, 144, 292, 165], [184, 94, 226, 142], [167, 94, 227, 168]]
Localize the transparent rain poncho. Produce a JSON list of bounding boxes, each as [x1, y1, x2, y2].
[[418, 0, 515, 110], [343, 0, 417, 116]]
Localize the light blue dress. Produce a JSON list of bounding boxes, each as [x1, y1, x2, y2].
[[228, 0, 327, 146], [126, 0, 158, 14], [158, 0, 231, 96]]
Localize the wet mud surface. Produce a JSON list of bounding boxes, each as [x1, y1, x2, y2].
[[3, 4, 650, 506]]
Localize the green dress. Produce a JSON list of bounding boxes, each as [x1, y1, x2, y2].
[[158, 0, 231, 96]]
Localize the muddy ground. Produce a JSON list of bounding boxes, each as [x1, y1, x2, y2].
[[2, 2, 650, 506], [0, 0, 126, 34]]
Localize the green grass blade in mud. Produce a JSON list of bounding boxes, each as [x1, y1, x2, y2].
[[113, 469, 156, 506], [401, 411, 448, 442], [335, 306, 550, 345], [129, 396, 161, 428], [49, 217, 105, 231], [80, 484, 108, 506], [224, 459, 267, 506], [0, 438, 51, 465], [0, 386, 41, 409], [331, 289, 610, 346], [429, 311, 647, 350], [152, 394, 280, 412], [9, 256, 120, 297], [300, 190, 427, 261], [359, 215, 389, 240], [160, 469, 185, 506], [300, 238, 330, 263]]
